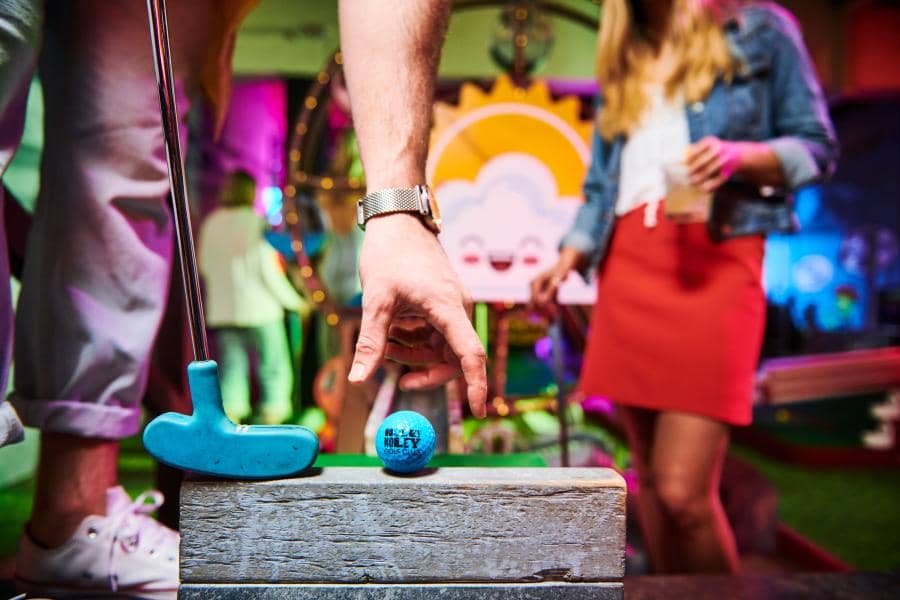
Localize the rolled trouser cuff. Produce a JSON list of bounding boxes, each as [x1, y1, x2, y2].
[[765, 136, 822, 189], [9, 394, 141, 439]]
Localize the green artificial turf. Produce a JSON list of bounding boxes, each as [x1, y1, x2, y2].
[[0, 479, 32, 558], [315, 453, 546, 468], [732, 445, 900, 570]]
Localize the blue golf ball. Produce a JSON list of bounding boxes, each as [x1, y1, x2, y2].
[[376, 411, 436, 474]]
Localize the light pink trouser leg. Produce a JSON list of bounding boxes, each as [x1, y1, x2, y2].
[[10, 0, 212, 439], [0, 0, 41, 447]]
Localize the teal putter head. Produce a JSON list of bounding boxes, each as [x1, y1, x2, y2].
[[143, 361, 319, 479]]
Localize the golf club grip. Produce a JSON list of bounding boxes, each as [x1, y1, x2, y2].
[[146, 0, 209, 362]]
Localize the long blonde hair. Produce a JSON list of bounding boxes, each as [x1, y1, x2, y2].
[[596, 0, 736, 141]]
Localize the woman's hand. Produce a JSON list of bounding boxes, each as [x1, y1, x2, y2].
[[687, 136, 787, 191], [529, 268, 565, 317], [528, 247, 582, 317], [685, 136, 742, 193]]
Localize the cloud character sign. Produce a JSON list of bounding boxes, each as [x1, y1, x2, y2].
[[428, 76, 596, 304]]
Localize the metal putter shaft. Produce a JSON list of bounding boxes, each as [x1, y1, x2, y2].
[[141, 0, 318, 478]]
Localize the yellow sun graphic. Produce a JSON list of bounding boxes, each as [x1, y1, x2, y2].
[[427, 75, 594, 199]]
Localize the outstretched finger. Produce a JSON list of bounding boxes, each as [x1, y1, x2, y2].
[[349, 294, 393, 383], [428, 303, 488, 418]]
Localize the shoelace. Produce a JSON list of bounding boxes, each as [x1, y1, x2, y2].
[[104, 490, 177, 592]]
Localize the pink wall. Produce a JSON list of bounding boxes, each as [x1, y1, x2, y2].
[[196, 78, 287, 216]]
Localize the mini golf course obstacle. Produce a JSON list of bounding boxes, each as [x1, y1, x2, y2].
[[756, 347, 900, 406], [751, 347, 900, 465], [178, 467, 626, 599]]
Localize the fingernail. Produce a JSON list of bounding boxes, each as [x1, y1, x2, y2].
[[348, 363, 366, 382]]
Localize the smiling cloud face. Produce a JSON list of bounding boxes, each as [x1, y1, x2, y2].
[[437, 153, 595, 304]]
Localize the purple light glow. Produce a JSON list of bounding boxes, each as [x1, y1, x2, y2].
[[581, 394, 614, 416]]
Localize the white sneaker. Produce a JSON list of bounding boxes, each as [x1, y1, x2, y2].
[[871, 394, 900, 421], [15, 486, 179, 599], [862, 422, 896, 450]]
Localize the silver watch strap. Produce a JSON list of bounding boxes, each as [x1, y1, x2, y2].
[[357, 187, 429, 229]]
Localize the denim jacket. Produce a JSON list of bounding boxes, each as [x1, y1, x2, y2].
[[560, 3, 839, 274]]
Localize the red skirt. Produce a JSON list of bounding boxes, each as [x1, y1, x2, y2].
[[579, 204, 765, 425]]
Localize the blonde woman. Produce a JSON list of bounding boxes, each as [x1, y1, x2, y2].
[[531, 1, 837, 573]]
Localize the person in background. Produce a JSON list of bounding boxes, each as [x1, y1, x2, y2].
[[199, 170, 309, 424], [531, 0, 837, 574]]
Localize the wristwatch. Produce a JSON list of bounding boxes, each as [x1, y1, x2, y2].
[[356, 185, 442, 234]]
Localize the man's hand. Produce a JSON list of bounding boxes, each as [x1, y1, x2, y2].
[[348, 214, 487, 418]]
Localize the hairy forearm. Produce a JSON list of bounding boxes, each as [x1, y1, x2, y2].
[[338, 0, 451, 192], [736, 141, 786, 188]]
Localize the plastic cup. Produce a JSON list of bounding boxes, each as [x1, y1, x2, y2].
[[662, 161, 712, 223]]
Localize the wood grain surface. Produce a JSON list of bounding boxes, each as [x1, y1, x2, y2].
[[181, 467, 626, 584]]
